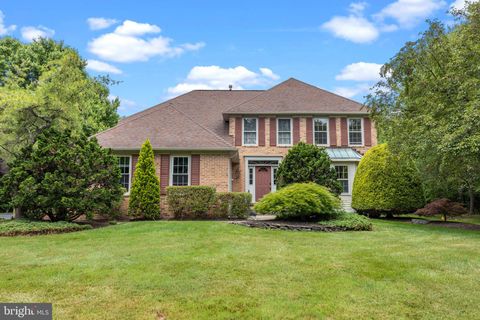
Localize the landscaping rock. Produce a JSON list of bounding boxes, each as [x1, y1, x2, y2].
[[411, 219, 429, 224]]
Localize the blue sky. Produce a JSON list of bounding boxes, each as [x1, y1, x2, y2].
[[0, 0, 470, 116]]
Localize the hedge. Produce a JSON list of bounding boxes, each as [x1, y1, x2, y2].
[[253, 182, 341, 220], [166, 186, 216, 219], [210, 192, 252, 219]]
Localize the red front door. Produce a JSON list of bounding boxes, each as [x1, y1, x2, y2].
[[255, 166, 271, 202]]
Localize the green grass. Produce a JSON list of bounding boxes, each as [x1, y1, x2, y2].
[[0, 221, 479, 319], [0, 219, 91, 236]]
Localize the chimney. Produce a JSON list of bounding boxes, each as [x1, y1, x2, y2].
[[228, 84, 233, 91]]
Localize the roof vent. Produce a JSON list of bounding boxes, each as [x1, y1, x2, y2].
[[228, 84, 233, 91]]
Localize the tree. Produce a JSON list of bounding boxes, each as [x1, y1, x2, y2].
[[128, 139, 161, 219], [366, 3, 480, 213], [352, 144, 425, 216], [275, 142, 342, 195], [0, 38, 119, 160], [415, 198, 468, 222], [0, 128, 124, 221]]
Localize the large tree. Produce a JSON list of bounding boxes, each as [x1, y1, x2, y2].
[[0, 37, 119, 160], [366, 3, 480, 213], [0, 128, 124, 221]]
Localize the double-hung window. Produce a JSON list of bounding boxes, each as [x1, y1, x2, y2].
[[277, 118, 292, 146], [348, 118, 363, 145], [313, 118, 329, 146], [335, 165, 349, 194], [171, 156, 190, 186], [118, 156, 131, 193], [243, 118, 257, 146]]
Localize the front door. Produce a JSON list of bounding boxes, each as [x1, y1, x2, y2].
[[255, 166, 271, 202]]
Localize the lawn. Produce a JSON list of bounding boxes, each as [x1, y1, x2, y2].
[[0, 220, 479, 319]]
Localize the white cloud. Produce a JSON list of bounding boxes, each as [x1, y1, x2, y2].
[[450, 0, 479, 9], [86, 59, 122, 74], [109, 95, 137, 112], [322, 3, 379, 43], [21, 25, 55, 42], [0, 10, 16, 36], [87, 17, 118, 30], [334, 83, 372, 99], [88, 20, 204, 62], [335, 62, 383, 81], [376, 0, 446, 28], [167, 65, 279, 96]]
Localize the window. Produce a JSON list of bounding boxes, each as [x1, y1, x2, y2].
[[171, 156, 190, 186], [335, 165, 349, 194], [348, 118, 363, 145], [118, 156, 131, 193], [277, 118, 292, 145], [243, 118, 257, 145], [248, 167, 254, 185], [313, 118, 329, 145]]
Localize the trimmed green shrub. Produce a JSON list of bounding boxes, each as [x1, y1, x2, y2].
[[128, 139, 161, 220], [415, 198, 468, 221], [0, 220, 92, 236], [167, 186, 216, 219], [276, 142, 342, 195], [322, 212, 373, 231], [352, 144, 425, 216], [253, 182, 341, 220], [210, 192, 252, 219]]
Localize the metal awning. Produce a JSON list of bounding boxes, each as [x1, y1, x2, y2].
[[326, 148, 362, 161]]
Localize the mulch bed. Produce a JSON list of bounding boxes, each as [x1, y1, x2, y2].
[[230, 220, 350, 232], [426, 221, 480, 231]]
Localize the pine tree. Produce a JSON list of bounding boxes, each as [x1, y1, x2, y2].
[[128, 139, 161, 219]]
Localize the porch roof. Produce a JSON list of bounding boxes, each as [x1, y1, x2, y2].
[[326, 148, 362, 161]]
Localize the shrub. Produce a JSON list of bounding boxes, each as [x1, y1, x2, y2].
[[167, 186, 216, 219], [128, 139, 161, 220], [210, 192, 252, 219], [352, 144, 425, 216], [0, 128, 124, 222], [253, 182, 341, 220], [0, 220, 92, 236], [275, 142, 342, 195], [322, 212, 373, 231], [415, 198, 468, 221]]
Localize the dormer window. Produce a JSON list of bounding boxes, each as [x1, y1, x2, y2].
[[277, 118, 292, 146], [348, 118, 363, 146], [313, 118, 329, 146], [242, 118, 258, 146]]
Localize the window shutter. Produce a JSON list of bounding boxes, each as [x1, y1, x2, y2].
[[191, 155, 200, 185], [340, 118, 348, 146], [364, 117, 372, 146], [258, 117, 265, 146], [235, 117, 242, 146], [293, 118, 300, 144], [160, 154, 170, 195], [306, 117, 313, 144], [131, 154, 139, 182], [329, 118, 337, 146], [269, 117, 276, 146]]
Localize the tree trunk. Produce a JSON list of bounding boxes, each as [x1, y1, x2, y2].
[[468, 186, 475, 214], [14, 207, 23, 219]]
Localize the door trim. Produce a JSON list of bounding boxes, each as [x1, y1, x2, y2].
[[244, 156, 282, 202]]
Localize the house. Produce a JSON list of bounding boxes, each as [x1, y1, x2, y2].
[[95, 78, 377, 215]]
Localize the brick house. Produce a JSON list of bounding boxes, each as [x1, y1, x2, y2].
[[95, 78, 377, 214]]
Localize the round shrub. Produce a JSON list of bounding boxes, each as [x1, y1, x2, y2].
[[253, 182, 341, 220], [322, 212, 373, 231], [352, 144, 425, 216]]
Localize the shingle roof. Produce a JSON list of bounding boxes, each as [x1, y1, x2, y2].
[[223, 78, 367, 117]]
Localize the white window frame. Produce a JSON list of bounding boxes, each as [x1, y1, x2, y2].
[[348, 118, 364, 146], [277, 118, 293, 146], [242, 117, 258, 146], [334, 164, 350, 195], [313, 118, 329, 146], [169, 155, 191, 186], [117, 155, 132, 195]]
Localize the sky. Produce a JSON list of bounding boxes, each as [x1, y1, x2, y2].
[[0, 0, 473, 116]]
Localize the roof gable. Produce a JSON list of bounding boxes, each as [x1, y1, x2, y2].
[[223, 78, 366, 116]]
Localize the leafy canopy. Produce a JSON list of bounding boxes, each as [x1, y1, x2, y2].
[[0, 37, 119, 160], [0, 128, 124, 221], [128, 139, 161, 219], [275, 142, 342, 195]]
